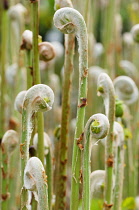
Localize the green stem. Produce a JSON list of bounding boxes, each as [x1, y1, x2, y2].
[[113, 122, 125, 210], [97, 73, 115, 209], [0, 146, 2, 209], [104, 108, 115, 208], [83, 128, 90, 210], [101, 0, 116, 77], [8, 146, 20, 209], [113, 145, 124, 210], [26, 50, 33, 89], [37, 112, 44, 163], [46, 148, 53, 210], [1, 153, 9, 209], [55, 33, 75, 209], [0, 6, 8, 209], [0, 8, 8, 139], [31, 1, 44, 164]]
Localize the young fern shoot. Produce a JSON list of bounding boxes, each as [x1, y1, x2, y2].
[[24, 157, 48, 210], [21, 30, 33, 89], [21, 84, 54, 183], [82, 113, 109, 210], [97, 73, 115, 209], [90, 170, 105, 200], [53, 7, 88, 209]]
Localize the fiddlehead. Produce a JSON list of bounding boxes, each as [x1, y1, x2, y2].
[[90, 170, 105, 199], [14, 91, 26, 114], [53, 7, 88, 79], [33, 132, 51, 156], [54, 0, 73, 10], [119, 60, 137, 80], [97, 73, 115, 118], [24, 157, 48, 210], [131, 24, 139, 43], [83, 113, 109, 210], [39, 42, 56, 62], [2, 130, 18, 155], [113, 76, 139, 105], [20, 30, 33, 50]]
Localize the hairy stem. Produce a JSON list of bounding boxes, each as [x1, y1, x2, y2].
[[46, 148, 53, 210]]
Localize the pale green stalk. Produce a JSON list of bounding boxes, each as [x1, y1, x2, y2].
[[31, 0, 44, 164], [26, 50, 33, 89], [97, 73, 115, 209], [46, 148, 53, 210], [1, 153, 9, 209], [8, 146, 20, 209], [113, 122, 124, 210], [0, 4, 8, 209], [0, 4, 8, 139], [82, 114, 109, 210], [101, 0, 116, 77], [53, 8, 88, 210]]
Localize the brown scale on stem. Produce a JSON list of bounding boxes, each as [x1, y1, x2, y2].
[[103, 202, 113, 209], [77, 132, 84, 150], [3, 0, 9, 10], [20, 143, 25, 158], [60, 159, 67, 165], [79, 169, 83, 184], [1, 193, 10, 201], [30, 0, 38, 3], [83, 68, 88, 77], [2, 167, 7, 179], [106, 155, 114, 167], [29, 67, 33, 76], [62, 175, 67, 181], [42, 171, 47, 183], [78, 98, 87, 108]]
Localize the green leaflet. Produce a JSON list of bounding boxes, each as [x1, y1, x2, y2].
[[122, 197, 136, 210]]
